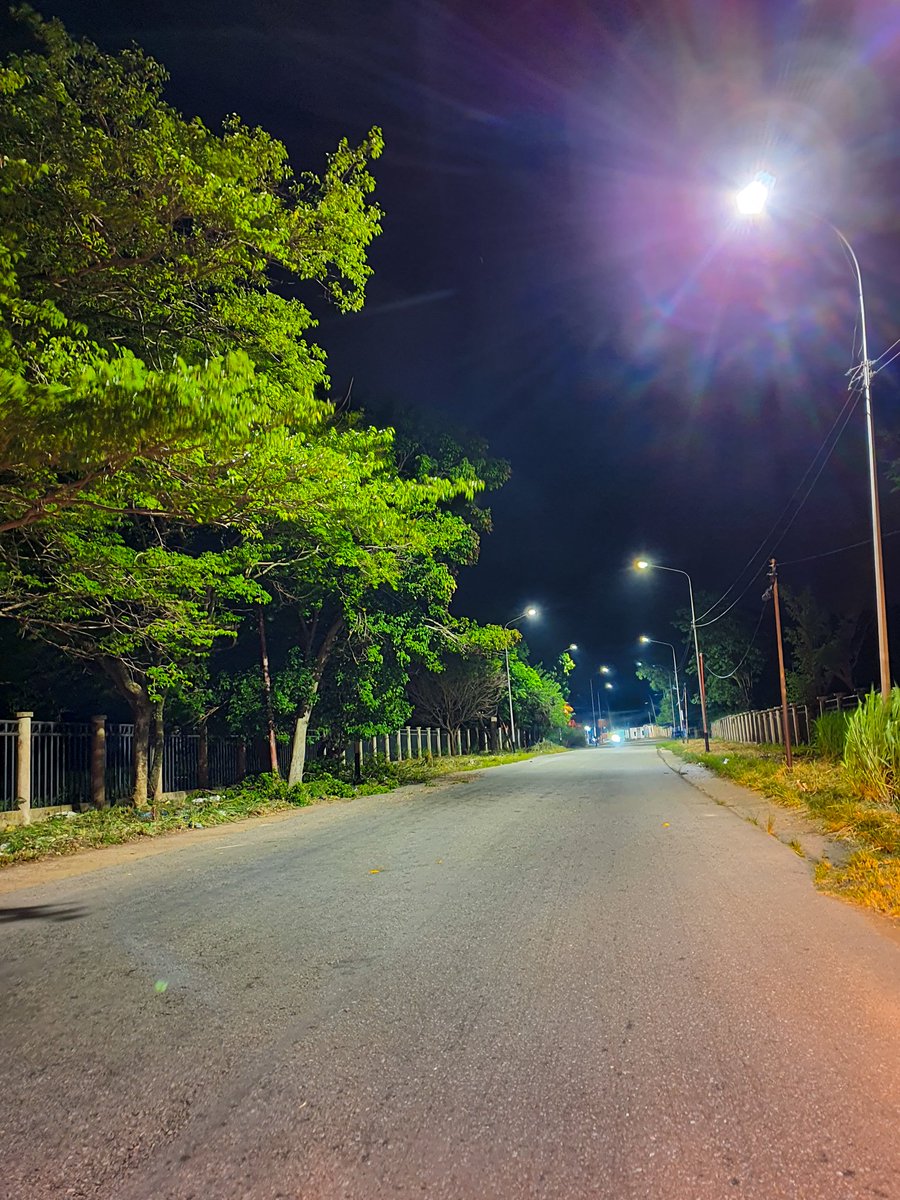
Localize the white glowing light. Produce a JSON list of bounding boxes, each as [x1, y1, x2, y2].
[[736, 178, 770, 216]]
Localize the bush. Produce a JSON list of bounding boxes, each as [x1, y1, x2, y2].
[[843, 690, 900, 808], [356, 753, 399, 786], [813, 711, 850, 760]]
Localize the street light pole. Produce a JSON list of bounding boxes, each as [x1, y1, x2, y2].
[[640, 636, 685, 736], [832, 224, 891, 699], [636, 561, 709, 751], [503, 607, 537, 750], [736, 178, 891, 699]]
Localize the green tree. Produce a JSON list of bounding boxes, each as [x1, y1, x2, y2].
[[0, 11, 384, 533], [635, 662, 678, 727], [0, 13, 387, 800], [676, 598, 764, 719], [508, 655, 570, 744]]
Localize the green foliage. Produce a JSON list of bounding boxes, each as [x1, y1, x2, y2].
[[0, 13, 516, 788], [676, 601, 763, 718], [812, 711, 850, 761], [843, 690, 900, 809], [635, 661, 679, 727], [509, 656, 570, 741]]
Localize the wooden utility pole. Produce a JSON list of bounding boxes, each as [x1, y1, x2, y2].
[[697, 652, 710, 752], [768, 558, 793, 769]]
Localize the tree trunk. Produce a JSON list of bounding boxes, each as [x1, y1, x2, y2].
[[288, 711, 312, 786], [197, 718, 209, 790], [148, 697, 165, 813], [258, 609, 279, 775], [132, 696, 152, 808]]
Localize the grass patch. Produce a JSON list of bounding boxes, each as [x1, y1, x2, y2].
[[816, 853, 900, 919], [666, 739, 900, 918], [0, 745, 564, 869]]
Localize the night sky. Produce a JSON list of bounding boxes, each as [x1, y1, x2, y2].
[[15, 0, 900, 720]]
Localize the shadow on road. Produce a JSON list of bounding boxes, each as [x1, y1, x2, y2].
[[0, 904, 88, 924]]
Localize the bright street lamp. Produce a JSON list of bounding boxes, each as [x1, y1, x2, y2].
[[504, 606, 538, 748], [734, 174, 890, 698], [735, 172, 774, 216], [635, 559, 709, 750], [639, 635, 685, 735]]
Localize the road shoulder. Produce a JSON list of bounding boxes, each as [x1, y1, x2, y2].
[[657, 746, 852, 867]]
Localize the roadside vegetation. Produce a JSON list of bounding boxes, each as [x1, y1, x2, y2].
[[0, 744, 566, 868], [668, 692, 900, 918], [0, 12, 577, 808]]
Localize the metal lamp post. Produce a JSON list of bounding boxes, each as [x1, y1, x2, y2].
[[504, 606, 537, 749], [736, 175, 890, 699], [635, 560, 709, 751], [640, 636, 685, 735]]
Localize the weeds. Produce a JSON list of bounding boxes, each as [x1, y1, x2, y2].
[[816, 852, 900, 918], [812, 711, 850, 761], [843, 689, 900, 808]]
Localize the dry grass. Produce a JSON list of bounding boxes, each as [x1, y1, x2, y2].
[[816, 853, 900, 919]]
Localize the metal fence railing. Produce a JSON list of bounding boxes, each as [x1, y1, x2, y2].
[[0, 721, 17, 813], [32, 721, 91, 810], [1, 717, 509, 818]]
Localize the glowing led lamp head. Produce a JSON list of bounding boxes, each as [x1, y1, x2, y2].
[[735, 172, 775, 216]]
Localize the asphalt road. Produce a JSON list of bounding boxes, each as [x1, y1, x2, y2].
[[2, 745, 900, 1200]]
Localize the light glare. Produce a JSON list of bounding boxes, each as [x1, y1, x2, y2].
[[735, 179, 769, 216]]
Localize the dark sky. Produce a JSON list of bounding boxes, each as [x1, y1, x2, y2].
[[15, 0, 900, 719]]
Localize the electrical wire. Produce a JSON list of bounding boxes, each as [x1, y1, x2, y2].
[[869, 332, 900, 370], [703, 604, 768, 680], [694, 382, 863, 624], [872, 344, 900, 377], [693, 563, 768, 628], [780, 527, 900, 567]]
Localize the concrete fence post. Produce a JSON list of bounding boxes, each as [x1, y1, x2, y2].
[[16, 711, 33, 825], [90, 715, 107, 809]]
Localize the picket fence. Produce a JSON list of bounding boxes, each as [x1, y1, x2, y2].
[[710, 693, 866, 748], [0, 714, 515, 820]]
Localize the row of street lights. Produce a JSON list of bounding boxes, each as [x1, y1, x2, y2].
[[629, 173, 894, 754], [635, 559, 710, 752]]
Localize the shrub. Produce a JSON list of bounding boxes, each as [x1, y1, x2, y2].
[[356, 753, 399, 786], [813, 711, 850, 760], [843, 689, 900, 808]]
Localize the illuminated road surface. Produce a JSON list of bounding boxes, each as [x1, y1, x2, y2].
[[2, 744, 899, 1199]]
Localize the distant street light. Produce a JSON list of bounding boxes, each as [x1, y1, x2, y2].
[[735, 173, 890, 699], [635, 559, 709, 751], [639, 635, 685, 735], [504, 606, 538, 748]]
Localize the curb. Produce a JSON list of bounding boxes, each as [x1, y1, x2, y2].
[[657, 746, 852, 868]]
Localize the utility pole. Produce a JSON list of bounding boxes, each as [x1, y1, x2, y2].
[[697, 652, 710, 752], [589, 678, 597, 745], [766, 557, 793, 769]]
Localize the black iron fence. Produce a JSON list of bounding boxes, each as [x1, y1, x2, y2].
[[1, 715, 509, 818]]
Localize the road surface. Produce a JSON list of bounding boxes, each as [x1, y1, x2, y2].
[[2, 744, 899, 1199]]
